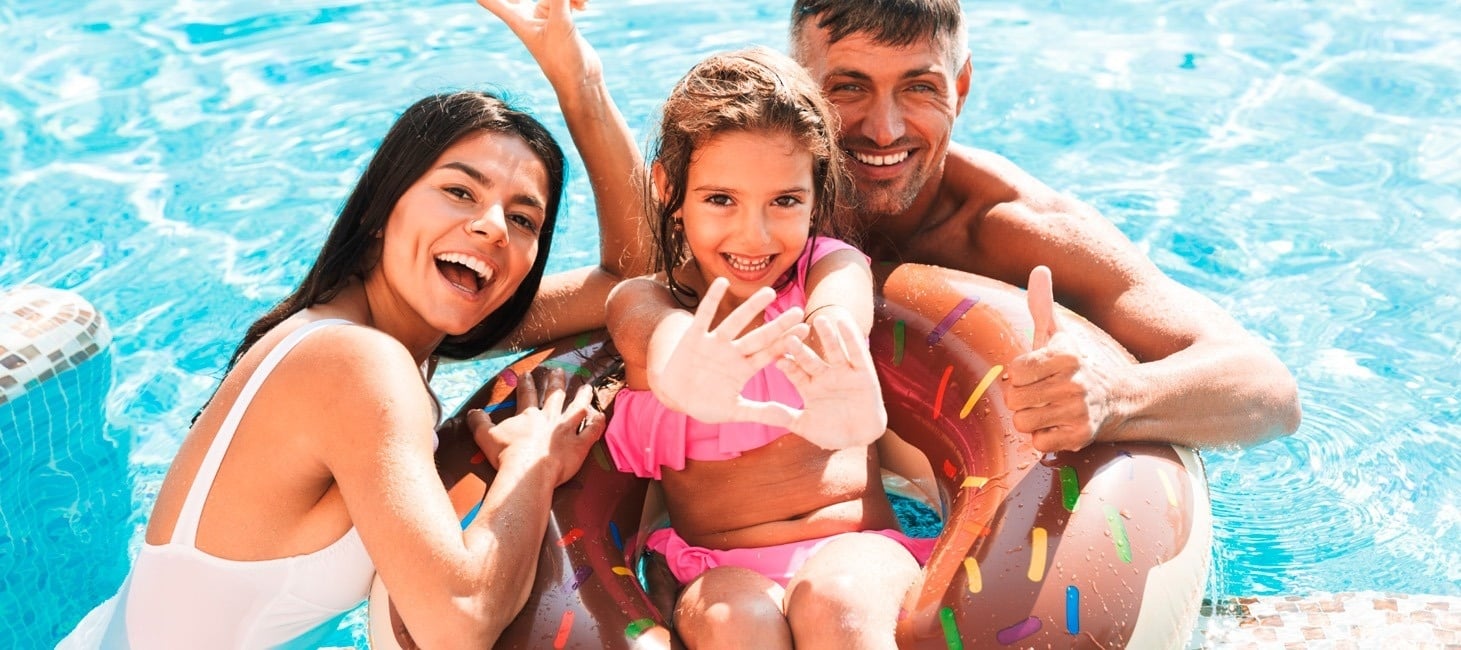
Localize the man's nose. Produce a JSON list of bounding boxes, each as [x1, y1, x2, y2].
[[862, 93, 906, 146]]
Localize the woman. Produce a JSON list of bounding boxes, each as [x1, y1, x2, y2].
[[66, 89, 645, 648]]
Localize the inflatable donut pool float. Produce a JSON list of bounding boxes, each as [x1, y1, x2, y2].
[[367, 263, 1211, 648]]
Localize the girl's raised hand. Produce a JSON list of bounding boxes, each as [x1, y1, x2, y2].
[[474, 0, 601, 85], [648, 277, 810, 426], [775, 313, 887, 449]]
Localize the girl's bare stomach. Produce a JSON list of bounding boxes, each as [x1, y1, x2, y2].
[[658, 434, 900, 550]]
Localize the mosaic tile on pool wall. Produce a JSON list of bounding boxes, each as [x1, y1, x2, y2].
[[0, 286, 111, 406], [1188, 591, 1461, 649]]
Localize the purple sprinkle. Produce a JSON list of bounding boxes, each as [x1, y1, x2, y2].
[[927, 297, 979, 346], [570, 565, 593, 591], [996, 616, 1041, 645]]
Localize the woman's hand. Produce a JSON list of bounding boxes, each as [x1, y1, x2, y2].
[[474, 0, 601, 88], [466, 368, 604, 486], [648, 277, 810, 426], [775, 312, 888, 449]]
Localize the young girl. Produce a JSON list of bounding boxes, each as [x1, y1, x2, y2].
[[604, 46, 933, 649]]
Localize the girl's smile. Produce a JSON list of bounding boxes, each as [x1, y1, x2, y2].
[[676, 129, 815, 306]]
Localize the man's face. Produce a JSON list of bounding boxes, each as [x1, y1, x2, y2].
[[798, 26, 969, 220]]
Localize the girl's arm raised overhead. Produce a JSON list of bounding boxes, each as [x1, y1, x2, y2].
[[475, 0, 653, 350], [476, 0, 648, 276], [294, 326, 601, 647]]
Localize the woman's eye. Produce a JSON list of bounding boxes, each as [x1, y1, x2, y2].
[[508, 213, 540, 234], [445, 186, 474, 201]]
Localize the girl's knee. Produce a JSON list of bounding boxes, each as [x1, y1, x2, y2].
[[675, 567, 790, 649]]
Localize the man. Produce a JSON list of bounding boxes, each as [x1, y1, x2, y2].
[[481, 0, 1299, 453], [789, 0, 1299, 451]]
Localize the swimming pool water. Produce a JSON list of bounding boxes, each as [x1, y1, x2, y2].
[[2, 0, 1458, 646]]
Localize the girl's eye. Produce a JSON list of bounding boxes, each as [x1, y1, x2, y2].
[[445, 186, 474, 201], [705, 194, 733, 206], [772, 196, 803, 208]]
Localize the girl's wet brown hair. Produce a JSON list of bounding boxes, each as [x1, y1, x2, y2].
[[647, 46, 851, 304]]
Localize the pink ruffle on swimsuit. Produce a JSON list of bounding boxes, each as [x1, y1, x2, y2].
[[605, 237, 934, 588]]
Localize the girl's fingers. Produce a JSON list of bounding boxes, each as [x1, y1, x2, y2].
[[840, 317, 876, 372], [690, 277, 729, 335], [713, 285, 778, 340], [783, 337, 830, 377], [734, 309, 808, 356], [731, 397, 797, 430], [743, 327, 808, 370]]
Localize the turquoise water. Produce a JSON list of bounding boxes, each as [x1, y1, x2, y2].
[[2, 0, 1458, 646]]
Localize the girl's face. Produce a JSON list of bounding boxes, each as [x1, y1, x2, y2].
[[675, 129, 815, 305], [370, 130, 548, 343]]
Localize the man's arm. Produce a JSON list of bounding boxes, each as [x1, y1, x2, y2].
[[947, 146, 1301, 450]]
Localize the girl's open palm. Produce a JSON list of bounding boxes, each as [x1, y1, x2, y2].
[[474, 0, 600, 83], [648, 278, 809, 426], [775, 314, 888, 449]]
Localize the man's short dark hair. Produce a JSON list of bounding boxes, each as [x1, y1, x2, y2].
[[790, 0, 967, 68]]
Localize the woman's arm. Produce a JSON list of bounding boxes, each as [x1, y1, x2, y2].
[[303, 326, 601, 646]]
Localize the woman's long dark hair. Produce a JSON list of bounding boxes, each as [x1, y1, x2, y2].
[[224, 90, 566, 371]]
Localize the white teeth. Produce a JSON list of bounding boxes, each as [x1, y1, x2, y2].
[[852, 150, 910, 166], [724, 253, 773, 272], [435, 252, 493, 283]]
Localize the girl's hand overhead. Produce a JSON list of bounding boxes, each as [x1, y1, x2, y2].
[[474, 0, 601, 85]]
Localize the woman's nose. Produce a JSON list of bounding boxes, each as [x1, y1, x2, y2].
[[468, 205, 509, 246]]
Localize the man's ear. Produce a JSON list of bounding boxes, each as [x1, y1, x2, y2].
[[953, 54, 972, 115]]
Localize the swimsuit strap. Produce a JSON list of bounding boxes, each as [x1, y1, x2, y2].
[[171, 318, 354, 546]]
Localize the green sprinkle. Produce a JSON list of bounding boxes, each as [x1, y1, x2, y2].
[[940, 606, 963, 649], [1104, 505, 1132, 563], [625, 618, 655, 640], [893, 320, 906, 366], [1060, 466, 1080, 512]]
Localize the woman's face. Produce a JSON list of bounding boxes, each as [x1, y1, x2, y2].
[[371, 130, 548, 339], [675, 129, 815, 306]]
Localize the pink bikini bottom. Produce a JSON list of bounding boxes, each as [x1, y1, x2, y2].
[[646, 527, 936, 589]]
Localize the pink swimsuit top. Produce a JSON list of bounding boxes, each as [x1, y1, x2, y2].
[[605, 237, 863, 480]]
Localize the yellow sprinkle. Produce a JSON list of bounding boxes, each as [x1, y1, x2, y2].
[[963, 557, 982, 593], [1028, 527, 1048, 582], [612, 566, 633, 577], [1159, 467, 1179, 507], [959, 365, 1004, 419], [962, 476, 989, 490]]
